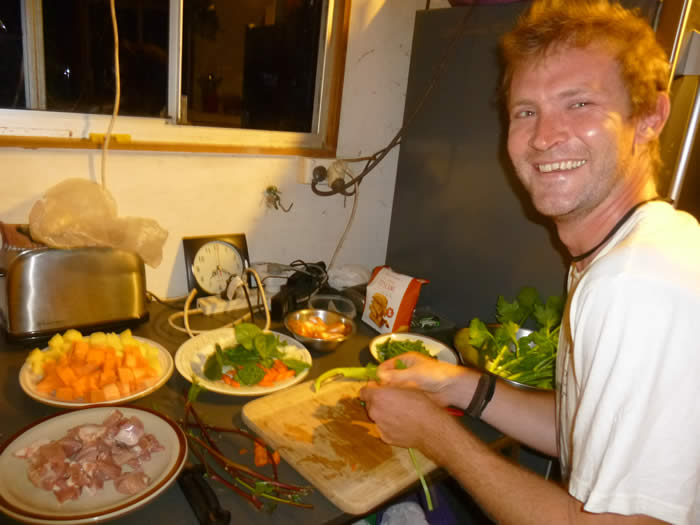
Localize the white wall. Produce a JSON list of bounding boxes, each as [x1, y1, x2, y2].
[[0, 0, 451, 298]]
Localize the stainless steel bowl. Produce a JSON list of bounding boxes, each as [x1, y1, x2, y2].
[[455, 326, 553, 391], [283, 308, 357, 352]]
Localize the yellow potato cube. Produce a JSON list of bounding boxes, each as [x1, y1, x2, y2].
[[63, 329, 84, 343], [90, 332, 107, 346]]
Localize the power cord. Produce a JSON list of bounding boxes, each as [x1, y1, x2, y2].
[[102, 0, 121, 189], [310, 4, 475, 197], [167, 267, 271, 338]]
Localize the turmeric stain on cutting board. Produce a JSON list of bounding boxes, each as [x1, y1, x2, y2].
[[281, 423, 314, 443], [298, 454, 346, 479], [309, 396, 393, 473]]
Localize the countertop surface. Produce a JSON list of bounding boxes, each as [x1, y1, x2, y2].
[[0, 301, 500, 525]]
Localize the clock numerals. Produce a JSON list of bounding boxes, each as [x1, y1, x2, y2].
[[183, 234, 250, 295], [191, 240, 245, 295]]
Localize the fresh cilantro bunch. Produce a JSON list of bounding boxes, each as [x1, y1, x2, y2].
[[468, 286, 564, 390]]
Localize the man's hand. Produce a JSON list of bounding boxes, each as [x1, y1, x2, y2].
[[376, 352, 479, 408], [359, 382, 453, 450]]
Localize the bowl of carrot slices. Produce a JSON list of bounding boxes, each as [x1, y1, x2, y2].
[[284, 308, 356, 352]]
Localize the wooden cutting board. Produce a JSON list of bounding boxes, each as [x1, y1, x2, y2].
[[241, 379, 436, 516]]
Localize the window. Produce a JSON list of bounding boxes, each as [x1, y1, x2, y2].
[[0, 0, 349, 155]]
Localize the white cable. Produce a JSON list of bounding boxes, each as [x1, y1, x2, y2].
[[328, 180, 360, 270], [247, 267, 270, 331], [167, 267, 270, 337], [167, 309, 253, 335], [101, 0, 121, 189], [182, 288, 197, 338]]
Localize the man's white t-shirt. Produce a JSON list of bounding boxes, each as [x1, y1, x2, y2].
[[556, 201, 700, 524]]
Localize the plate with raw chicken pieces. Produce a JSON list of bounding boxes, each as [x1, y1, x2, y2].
[[0, 407, 186, 524]]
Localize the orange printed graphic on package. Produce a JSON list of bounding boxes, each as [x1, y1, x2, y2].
[[362, 266, 428, 334]]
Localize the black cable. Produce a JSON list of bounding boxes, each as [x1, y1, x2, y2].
[[240, 284, 256, 323], [311, 6, 475, 197]]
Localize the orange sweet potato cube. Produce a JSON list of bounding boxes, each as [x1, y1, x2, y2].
[[73, 362, 101, 377], [99, 369, 117, 388], [117, 367, 135, 385], [35, 372, 63, 394], [103, 356, 117, 374], [56, 366, 78, 386], [86, 347, 105, 365], [117, 381, 131, 397], [72, 376, 90, 398], [89, 389, 106, 403], [72, 341, 89, 363], [55, 387, 75, 401], [102, 383, 121, 401], [87, 371, 101, 391]]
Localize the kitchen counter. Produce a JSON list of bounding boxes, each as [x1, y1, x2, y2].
[[0, 301, 505, 525]]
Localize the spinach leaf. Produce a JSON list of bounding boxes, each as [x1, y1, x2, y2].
[[203, 344, 224, 380], [221, 344, 260, 367], [281, 358, 311, 374], [235, 364, 266, 386], [235, 324, 262, 351], [255, 333, 282, 359]]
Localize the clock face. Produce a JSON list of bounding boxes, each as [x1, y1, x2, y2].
[[191, 240, 245, 295]]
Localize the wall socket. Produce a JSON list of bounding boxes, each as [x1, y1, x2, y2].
[[297, 157, 335, 184]]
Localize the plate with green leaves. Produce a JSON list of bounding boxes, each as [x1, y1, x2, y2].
[[175, 324, 312, 396], [455, 286, 564, 391], [369, 332, 459, 365]]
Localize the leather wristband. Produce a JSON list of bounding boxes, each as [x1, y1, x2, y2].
[[465, 373, 496, 419]]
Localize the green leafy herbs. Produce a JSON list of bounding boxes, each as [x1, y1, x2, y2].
[[202, 323, 310, 386], [203, 344, 224, 380], [375, 338, 432, 362], [282, 358, 312, 375], [468, 286, 564, 390]]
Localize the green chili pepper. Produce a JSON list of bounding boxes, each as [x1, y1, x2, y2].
[[314, 363, 378, 392]]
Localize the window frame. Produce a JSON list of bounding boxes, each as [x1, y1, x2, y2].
[[0, 0, 350, 157]]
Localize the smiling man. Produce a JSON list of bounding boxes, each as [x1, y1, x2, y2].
[[360, 1, 700, 523]]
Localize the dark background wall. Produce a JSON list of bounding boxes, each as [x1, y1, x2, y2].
[[385, 0, 661, 326]]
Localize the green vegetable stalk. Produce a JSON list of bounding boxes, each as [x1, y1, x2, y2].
[[468, 286, 564, 390], [314, 363, 378, 392], [314, 361, 434, 511]]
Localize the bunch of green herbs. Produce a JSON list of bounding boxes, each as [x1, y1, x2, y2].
[[468, 286, 564, 390], [375, 338, 432, 362], [203, 323, 310, 386]]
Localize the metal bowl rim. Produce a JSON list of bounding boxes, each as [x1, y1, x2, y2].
[[283, 308, 357, 343]]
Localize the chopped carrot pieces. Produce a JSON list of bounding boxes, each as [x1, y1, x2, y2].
[[254, 441, 269, 467]]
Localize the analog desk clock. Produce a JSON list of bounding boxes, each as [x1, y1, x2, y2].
[[182, 234, 251, 296]]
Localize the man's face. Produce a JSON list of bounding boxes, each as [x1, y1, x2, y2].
[[506, 44, 639, 221]]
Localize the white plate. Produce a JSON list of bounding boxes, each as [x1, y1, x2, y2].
[[369, 333, 459, 365], [19, 337, 174, 409], [0, 406, 187, 525], [175, 327, 312, 396]]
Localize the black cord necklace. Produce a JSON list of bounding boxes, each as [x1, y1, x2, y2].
[[570, 197, 665, 262]]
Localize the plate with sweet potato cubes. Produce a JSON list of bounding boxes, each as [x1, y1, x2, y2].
[[19, 328, 174, 409]]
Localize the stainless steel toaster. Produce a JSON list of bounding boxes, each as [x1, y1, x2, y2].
[[0, 223, 149, 344]]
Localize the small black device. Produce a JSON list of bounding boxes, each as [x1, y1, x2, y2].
[[182, 234, 251, 296], [270, 261, 328, 321], [177, 463, 230, 525]]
